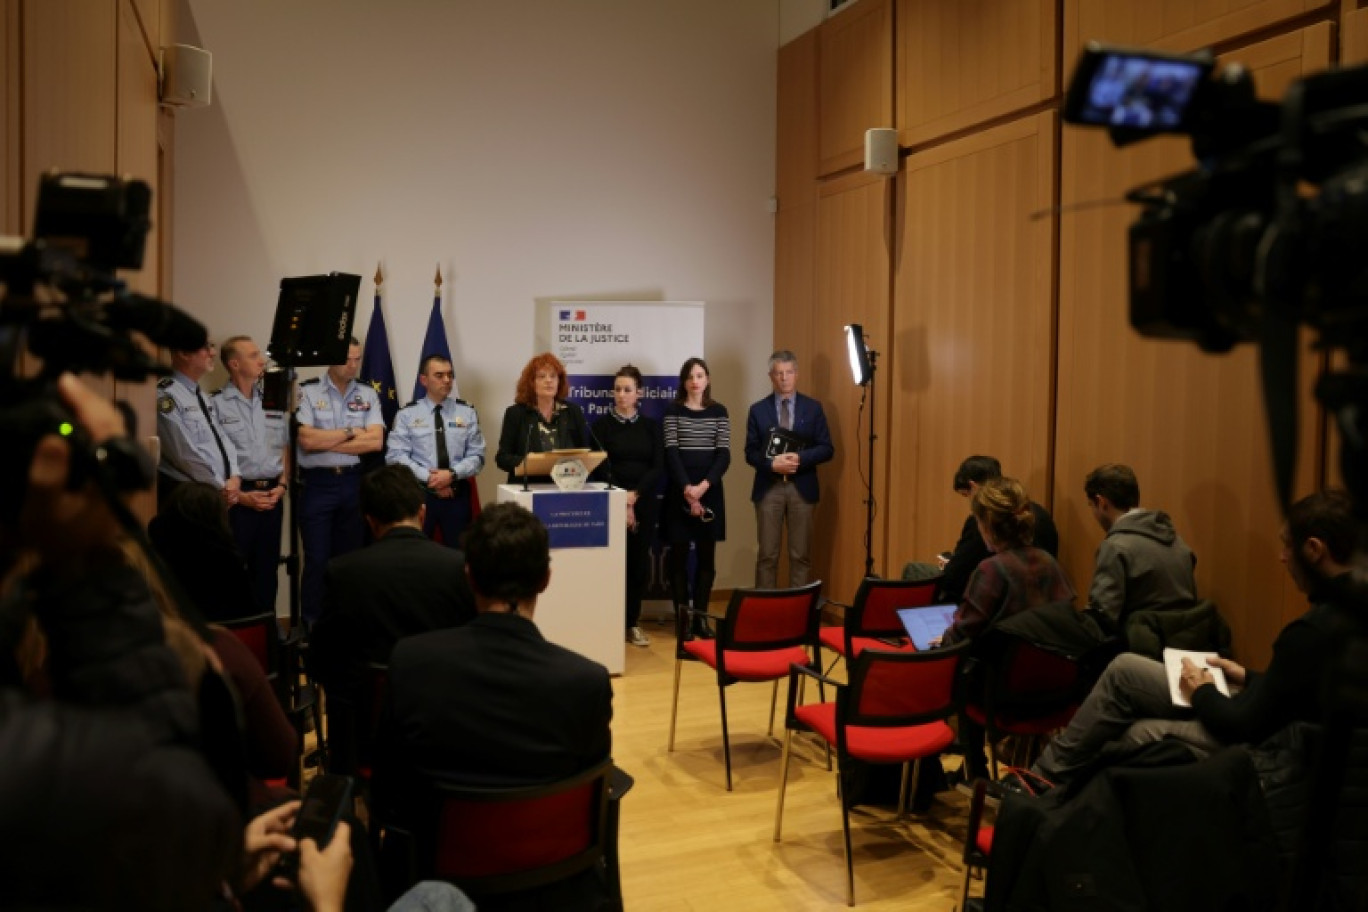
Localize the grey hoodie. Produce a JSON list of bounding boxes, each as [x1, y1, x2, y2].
[[1087, 509, 1197, 626]]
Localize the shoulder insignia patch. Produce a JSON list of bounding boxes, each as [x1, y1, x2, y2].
[[300, 377, 320, 386], [157, 395, 175, 414], [156, 377, 174, 390]]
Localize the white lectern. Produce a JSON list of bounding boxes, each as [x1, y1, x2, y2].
[[496, 483, 626, 675]]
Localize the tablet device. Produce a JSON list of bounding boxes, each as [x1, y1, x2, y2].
[[896, 604, 958, 651]]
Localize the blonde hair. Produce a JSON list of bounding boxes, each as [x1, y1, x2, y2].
[[970, 476, 1036, 550]]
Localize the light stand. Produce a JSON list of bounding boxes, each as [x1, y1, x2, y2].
[[266, 272, 361, 629], [845, 325, 878, 577]]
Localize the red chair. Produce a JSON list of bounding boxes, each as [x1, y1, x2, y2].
[[959, 777, 994, 911], [667, 581, 823, 791], [964, 636, 1084, 779], [819, 576, 941, 671], [220, 612, 324, 786], [378, 759, 632, 908], [773, 640, 971, 906]]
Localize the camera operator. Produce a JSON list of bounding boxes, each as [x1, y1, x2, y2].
[[0, 372, 241, 910]]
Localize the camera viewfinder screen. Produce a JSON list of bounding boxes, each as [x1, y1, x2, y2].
[[1078, 54, 1206, 130]]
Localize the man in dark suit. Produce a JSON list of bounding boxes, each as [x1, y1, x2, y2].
[[743, 350, 835, 589], [375, 501, 613, 791], [311, 464, 476, 774], [373, 503, 615, 906]]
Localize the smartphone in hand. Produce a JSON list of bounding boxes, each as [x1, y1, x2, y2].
[[277, 774, 353, 880]]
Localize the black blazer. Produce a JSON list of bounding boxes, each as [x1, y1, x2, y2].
[[495, 401, 594, 484], [743, 391, 834, 503], [310, 526, 476, 699], [375, 611, 613, 796]]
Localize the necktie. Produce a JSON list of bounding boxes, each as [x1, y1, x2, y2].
[[779, 398, 792, 431], [195, 386, 232, 479], [434, 404, 451, 470]]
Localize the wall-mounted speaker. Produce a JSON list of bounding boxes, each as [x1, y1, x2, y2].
[[864, 128, 898, 176], [160, 44, 212, 109]]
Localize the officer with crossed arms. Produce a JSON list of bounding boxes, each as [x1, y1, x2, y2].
[[386, 353, 485, 546]]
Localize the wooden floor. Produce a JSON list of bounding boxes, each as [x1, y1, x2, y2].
[[612, 613, 980, 911]]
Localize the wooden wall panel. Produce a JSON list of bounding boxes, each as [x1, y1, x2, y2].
[[117, 0, 157, 295], [7, 0, 167, 458], [777, 30, 818, 208], [897, 0, 1057, 146], [131, 0, 157, 51], [776, 30, 818, 360], [114, 0, 161, 437], [887, 112, 1057, 579], [818, 0, 892, 176], [1064, 0, 1332, 56], [1346, 4, 1368, 61], [809, 170, 892, 604], [22, 0, 117, 226], [775, 204, 817, 376], [1, 0, 19, 234], [1054, 25, 1330, 668]]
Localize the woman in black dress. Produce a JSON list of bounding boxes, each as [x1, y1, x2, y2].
[[591, 364, 664, 648], [662, 357, 730, 639], [495, 351, 593, 484]]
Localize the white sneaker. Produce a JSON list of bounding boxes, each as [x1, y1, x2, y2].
[[627, 626, 650, 647]]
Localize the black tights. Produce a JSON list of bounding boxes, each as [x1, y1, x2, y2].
[[670, 538, 717, 618]]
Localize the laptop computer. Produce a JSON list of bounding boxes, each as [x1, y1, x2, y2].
[[896, 604, 959, 651]]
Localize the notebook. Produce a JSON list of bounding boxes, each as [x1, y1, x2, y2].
[[895, 604, 959, 651]]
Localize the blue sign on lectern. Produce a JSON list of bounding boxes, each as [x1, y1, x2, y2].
[[532, 491, 610, 549]]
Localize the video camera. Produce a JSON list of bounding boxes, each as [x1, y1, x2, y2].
[[0, 172, 206, 527], [1063, 44, 1368, 513]]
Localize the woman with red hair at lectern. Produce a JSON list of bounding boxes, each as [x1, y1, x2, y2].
[[495, 352, 593, 485]]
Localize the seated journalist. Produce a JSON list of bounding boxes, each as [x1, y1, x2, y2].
[[1033, 489, 1362, 785]]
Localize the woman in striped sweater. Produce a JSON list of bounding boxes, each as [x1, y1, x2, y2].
[[662, 357, 730, 639]]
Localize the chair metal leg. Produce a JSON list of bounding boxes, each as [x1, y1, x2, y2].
[[823, 652, 840, 676], [668, 658, 683, 751], [897, 761, 911, 820], [841, 773, 856, 906], [719, 685, 732, 791], [767, 680, 779, 737], [773, 728, 794, 840]]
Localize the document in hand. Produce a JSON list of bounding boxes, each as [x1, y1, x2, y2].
[[1163, 647, 1231, 707]]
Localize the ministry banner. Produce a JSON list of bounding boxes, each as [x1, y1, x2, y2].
[[548, 301, 704, 423], [546, 301, 704, 606]]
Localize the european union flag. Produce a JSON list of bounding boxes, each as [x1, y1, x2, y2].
[[412, 293, 453, 403], [360, 291, 398, 429]]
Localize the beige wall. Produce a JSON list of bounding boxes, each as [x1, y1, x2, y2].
[[171, 0, 784, 592], [778, 0, 1349, 664]]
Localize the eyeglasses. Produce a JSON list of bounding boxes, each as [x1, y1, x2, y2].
[[682, 504, 716, 523]]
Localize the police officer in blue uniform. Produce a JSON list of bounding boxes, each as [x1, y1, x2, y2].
[[386, 353, 486, 547], [156, 340, 241, 506], [212, 335, 289, 616], [296, 337, 384, 623]]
